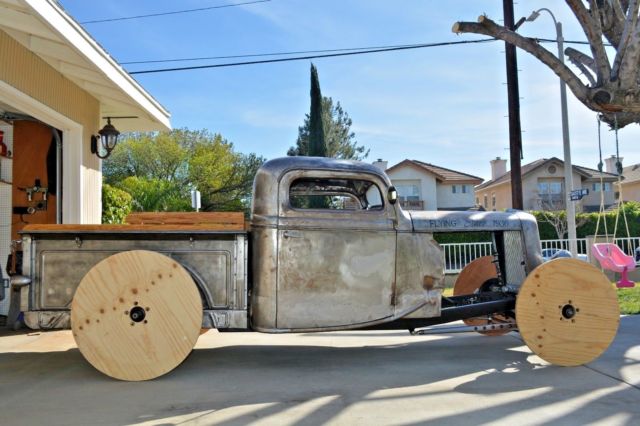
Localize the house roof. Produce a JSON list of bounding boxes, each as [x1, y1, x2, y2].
[[0, 0, 170, 131], [620, 163, 640, 185], [475, 157, 619, 191], [386, 159, 483, 184]]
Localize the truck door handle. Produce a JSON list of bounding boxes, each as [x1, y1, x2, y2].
[[283, 230, 303, 238]]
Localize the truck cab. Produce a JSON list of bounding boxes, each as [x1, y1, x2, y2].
[[249, 157, 541, 332]]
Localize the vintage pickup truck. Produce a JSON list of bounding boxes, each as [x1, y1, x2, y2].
[[7, 157, 620, 381]]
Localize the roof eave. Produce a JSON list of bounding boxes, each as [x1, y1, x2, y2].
[[25, 0, 171, 131]]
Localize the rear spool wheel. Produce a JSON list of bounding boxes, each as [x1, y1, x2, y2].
[[516, 258, 620, 366], [71, 250, 203, 381], [453, 256, 510, 336]]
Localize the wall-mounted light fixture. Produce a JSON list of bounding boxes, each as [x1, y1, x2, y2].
[[91, 117, 120, 159], [90, 116, 138, 159]]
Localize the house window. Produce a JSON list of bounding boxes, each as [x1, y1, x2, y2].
[[538, 180, 563, 194], [461, 185, 467, 194], [475, 197, 479, 205], [483, 195, 488, 208], [492, 193, 496, 208], [452, 185, 457, 194], [396, 183, 420, 201], [592, 182, 611, 192]]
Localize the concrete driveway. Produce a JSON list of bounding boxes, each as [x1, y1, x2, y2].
[[0, 316, 638, 426]]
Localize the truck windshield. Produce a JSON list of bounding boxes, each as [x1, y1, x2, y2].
[[290, 178, 383, 211]]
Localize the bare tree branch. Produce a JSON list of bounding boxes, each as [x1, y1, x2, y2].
[[565, 47, 598, 85], [453, 16, 591, 106], [565, 0, 612, 84], [453, 5, 640, 128], [617, 1, 640, 88], [596, 0, 626, 45], [611, 0, 639, 81]]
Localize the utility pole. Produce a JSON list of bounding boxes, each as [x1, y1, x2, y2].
[[503, 0, 524, 210]]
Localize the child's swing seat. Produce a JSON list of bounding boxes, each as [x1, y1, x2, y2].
[[592, 243, 636, 288]]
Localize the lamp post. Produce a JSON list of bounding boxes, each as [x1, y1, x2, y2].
[[526, 8, 578, 256]]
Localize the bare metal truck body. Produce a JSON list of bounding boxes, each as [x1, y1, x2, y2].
[[16, 157, 543, 332]]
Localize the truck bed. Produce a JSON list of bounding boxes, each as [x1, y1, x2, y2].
[[18, 214, 249, 331]]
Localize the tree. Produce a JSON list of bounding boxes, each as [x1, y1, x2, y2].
[[288, 66, 369, 160], [188, 137, 264, 211], [452, 2, 640, 128], [103, 129, 264, 213], [308, 63, 326, 156]]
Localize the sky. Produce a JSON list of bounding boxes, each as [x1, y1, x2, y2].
[[59, 0, 640, 182]]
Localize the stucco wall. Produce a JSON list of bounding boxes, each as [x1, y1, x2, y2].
[[582, 180, 616, 208], [0, 29, 101, 223], [436, 183, 476, 209], [475, 182, 511, 211], [387, 166, 438, 210], [620, 181, 640, 203]]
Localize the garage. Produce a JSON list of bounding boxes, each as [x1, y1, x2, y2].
[[0, 0, 171, 319]]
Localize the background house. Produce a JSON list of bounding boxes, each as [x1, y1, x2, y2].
[[0, 0, 170, 315], [617, 159, 640, 202], [475, 156, 618, 212], [373, 159, 483, 211]]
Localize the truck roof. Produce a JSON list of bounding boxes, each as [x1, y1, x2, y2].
[[257, 156, 390, 182], [252, 157, 392, 219]]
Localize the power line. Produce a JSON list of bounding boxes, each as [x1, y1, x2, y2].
[[80, 0, 271, 24], [123, 37, 599, 70], [121, 43, 431, 65], [128, 39, 497, 74]]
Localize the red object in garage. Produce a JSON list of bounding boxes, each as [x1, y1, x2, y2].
[[0, 130, 7, 156]]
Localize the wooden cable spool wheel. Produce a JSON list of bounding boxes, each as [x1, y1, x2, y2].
[[516, 258, 620, 366], [453, 255, 510, 336], [71, 250, 203, 381]]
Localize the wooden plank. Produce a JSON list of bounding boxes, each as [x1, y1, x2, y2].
[[516, 258, 620, 366], [21, 223, 245, 232], [125, 212, 245, 226], [71, 250, 202, 381]]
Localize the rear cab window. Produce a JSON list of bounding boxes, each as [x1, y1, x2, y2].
[[289, 177, 383, 211]]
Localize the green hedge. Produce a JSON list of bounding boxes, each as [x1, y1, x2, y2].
[[532, 201, 640, 240], [102, 184, 133, 224], [433, 201, 640, 244]]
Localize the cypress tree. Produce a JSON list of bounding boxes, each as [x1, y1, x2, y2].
[[308, 63, 326, 157]]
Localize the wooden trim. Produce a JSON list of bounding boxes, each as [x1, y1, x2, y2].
[[125, 212, 245, 227], [22, 223, 245, 232]]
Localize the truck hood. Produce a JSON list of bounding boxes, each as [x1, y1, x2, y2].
[[408, 210, 532, 233]]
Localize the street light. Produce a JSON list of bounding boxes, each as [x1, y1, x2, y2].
[[526, 8, 578, 256]]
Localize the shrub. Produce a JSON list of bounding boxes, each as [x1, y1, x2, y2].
[[102, 184, 133, 224]]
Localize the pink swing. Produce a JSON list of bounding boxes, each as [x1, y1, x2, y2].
[[592, 243, 635, 288], [590, 119, 635, 288]]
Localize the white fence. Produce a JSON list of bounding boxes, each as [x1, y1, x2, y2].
[[442, 236, 640, 274]]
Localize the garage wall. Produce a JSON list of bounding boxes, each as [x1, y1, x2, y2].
[[0, 29, 101, 224]]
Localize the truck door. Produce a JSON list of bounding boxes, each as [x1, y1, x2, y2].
[[276, 170, 396, 330]]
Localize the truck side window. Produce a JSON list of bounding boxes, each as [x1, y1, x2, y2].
[[290, 178, 383, 211]]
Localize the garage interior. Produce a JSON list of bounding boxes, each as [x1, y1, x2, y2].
[[1, 103, 61, 320]]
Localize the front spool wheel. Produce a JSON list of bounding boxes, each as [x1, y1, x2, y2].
[[453, 256, 510, 336], [71, 250, 203, 381], [516, 258, 619, 366]]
